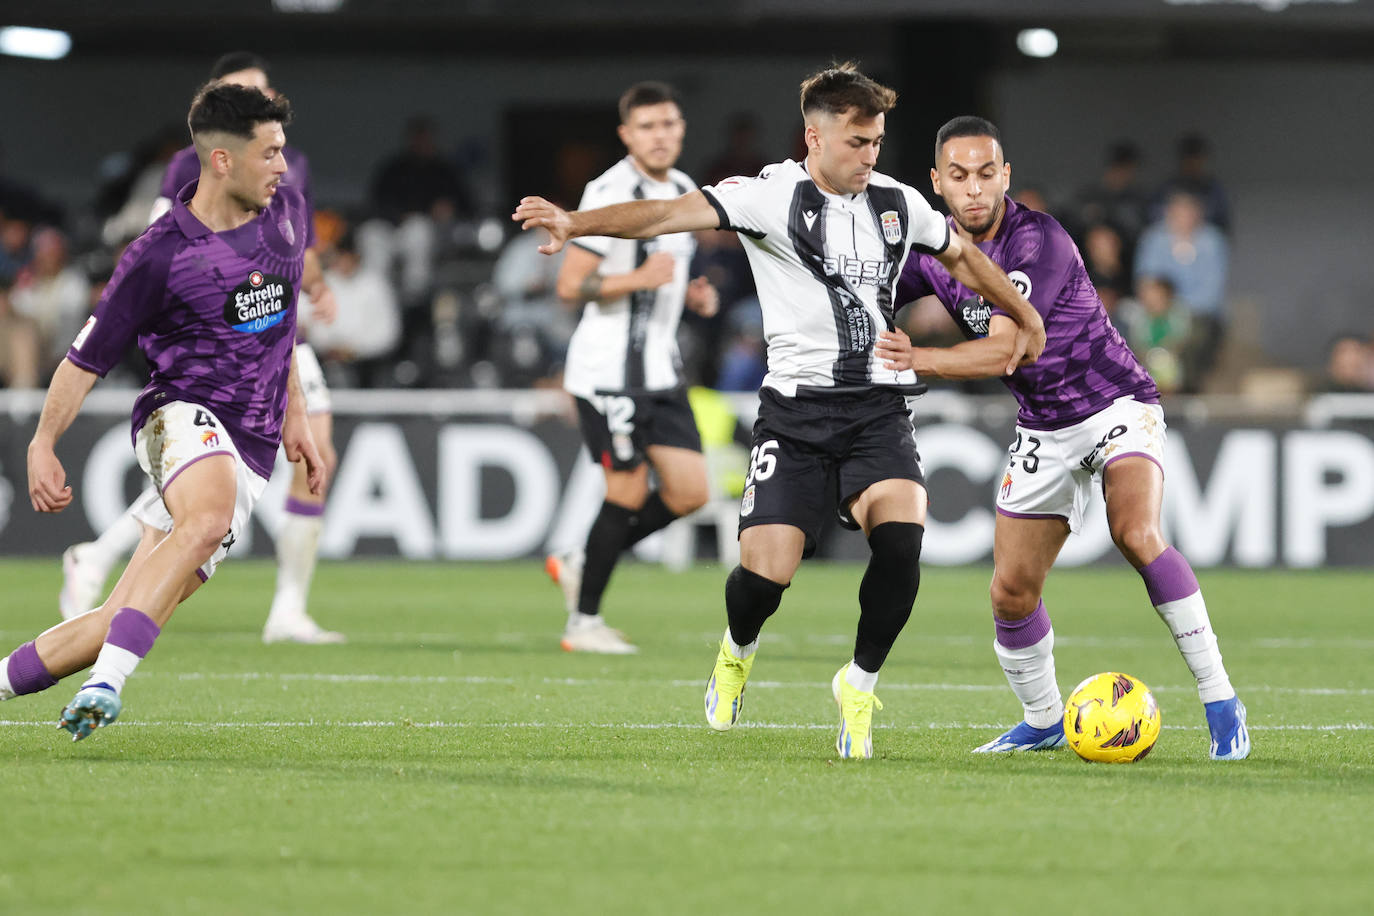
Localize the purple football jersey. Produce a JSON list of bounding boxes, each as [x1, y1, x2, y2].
[[68, 181, 309, 479], [899, 196, 1158, 429], [161, 144, 315, 248]]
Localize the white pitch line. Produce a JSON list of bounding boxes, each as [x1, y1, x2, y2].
[[4, 630, 1373, 651], [136, 671, 1374, 698], [0, 719, 1370, 732]]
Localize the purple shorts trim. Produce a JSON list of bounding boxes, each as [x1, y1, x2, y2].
[[162, 449, 235, 498], [284, 497, 325, 517], [194, 567, 209, 583], [996, 507, 1069, 522], [1102, 450, 1164, 474]]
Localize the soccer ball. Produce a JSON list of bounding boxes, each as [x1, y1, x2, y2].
[[1063, 672, 1162, 763]]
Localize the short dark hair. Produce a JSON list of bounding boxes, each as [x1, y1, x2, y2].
[[209, 51, 270, 81], [799, 62, 897, 120], [188, 82, 293, 150], [935, 115, 1003, 161], [618, 81, 680, 123]]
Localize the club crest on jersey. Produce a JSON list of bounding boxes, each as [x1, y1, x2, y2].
[[880, 210, 902, 244], [224, 270, 291, 334], [280, 216, 296, 246]]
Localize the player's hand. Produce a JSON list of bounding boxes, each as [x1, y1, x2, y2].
[[635, 251, 676, 290], [685, 276, 719, 317], [876, 329, 915, 372], [513, 197, 573, 255], [309, 282, 339, 325], [27, 439, 72, 513], [1005, 320, 1047, 375], [283, 413, 328, 496]]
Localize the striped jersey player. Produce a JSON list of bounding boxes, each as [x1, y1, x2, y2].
[[516, 63, 1045, 759]]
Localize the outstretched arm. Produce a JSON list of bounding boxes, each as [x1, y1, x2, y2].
[[513, 191, 721, 255], [877, 315, 1024, 380], [28, 359, 99, 513], [934, 234, 1046, 373]]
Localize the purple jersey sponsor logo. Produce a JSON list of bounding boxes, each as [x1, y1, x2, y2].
[[224, 270, 290, 334]]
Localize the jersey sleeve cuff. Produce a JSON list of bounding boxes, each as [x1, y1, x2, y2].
[[912, 222, 950, 256], [700, 188, 765, 240], [64, 351, 109, 378]]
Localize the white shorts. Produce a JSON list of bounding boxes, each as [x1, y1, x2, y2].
[[132, 401, 269, 581], [995, 396, 1165, 533], [294, 342, 332, 415]]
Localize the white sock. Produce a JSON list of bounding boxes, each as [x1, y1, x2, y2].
[[994, 630, 1063, 729], [1153, 592, 1235, 704], [85, 503, 144, 572], [845, 661, 879, 693], [725, 631, 757, 660], [83, 644, 143, 694], [266, 512, 323, 627], [0, 656, 14, 700]]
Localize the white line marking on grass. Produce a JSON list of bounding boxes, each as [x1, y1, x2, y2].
[[1, 719, 1370, 732], [135, 671, 1374, 698]]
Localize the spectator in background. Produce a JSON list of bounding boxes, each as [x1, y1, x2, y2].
[[1072, 141, 1149, 260], [715, 298, 767, 392], [703, 112, 768, 186], [11, 227, 90, 376], [1324, 332, 1374, 393], [1116, 275, 1193, 393], [1010, 184, 1051, 214], [1152, 132, 1231, 233], [306, 229, 401, 388], [0, 210, 32, 279], [490, 217, 574, 383], [1134, 190, 1227, 385], [361, 116, 475, 303], [1081, 222, 1131, 318], [0, 275, 40, 388]]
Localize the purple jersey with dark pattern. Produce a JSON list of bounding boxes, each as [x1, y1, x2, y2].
[[898, 196, 1157, 430], [161, 144, 315, 248], [67, 182, 308, 479]]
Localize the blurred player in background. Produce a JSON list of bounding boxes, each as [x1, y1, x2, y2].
[[543, 81, 718, 654], [61, 52, 344, 645], [882, 116, 1248, 760], [2, 83, 325, 739], [517, 64, 1045, 757]]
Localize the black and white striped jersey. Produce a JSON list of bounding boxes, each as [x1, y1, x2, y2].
[[701, 159, 949, 396], [563, 156, 697, 398]]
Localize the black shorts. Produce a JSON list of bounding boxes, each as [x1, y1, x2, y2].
[[739, 387, 926, 556], [575, 388, 703, 471]]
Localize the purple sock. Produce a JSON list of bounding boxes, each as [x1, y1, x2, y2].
[[6, 641, 58, 696], [1139, 547, 1200, 606], [285, 497, 325, 517], [994, 600, 1052, 648], [106, 607, 161, 658]]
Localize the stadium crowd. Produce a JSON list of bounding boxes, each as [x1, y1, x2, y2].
[[0, 118, 1367, 398]]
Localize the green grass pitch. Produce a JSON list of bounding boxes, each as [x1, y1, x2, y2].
[[0, 558, 1370, 915]]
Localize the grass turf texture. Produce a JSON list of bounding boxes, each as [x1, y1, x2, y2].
[[1, 559, 1371, 915]]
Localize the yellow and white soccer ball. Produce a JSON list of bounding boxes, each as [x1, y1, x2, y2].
[[1063, 672, 1162, 763]]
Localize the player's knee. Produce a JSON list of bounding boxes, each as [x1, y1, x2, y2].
[[174, 508, 235, 559], [990, 574, 1039, 618], [663, 482, 709, 516], [867, 522, 923, 595], [1110, 520, 1165, 567]]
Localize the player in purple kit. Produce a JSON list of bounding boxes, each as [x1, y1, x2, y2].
[[878, 117, 1248, 760], [61, 51, 344, 645], [0, 83, 325, 740]]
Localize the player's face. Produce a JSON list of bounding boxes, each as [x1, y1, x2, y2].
[[932, 135, 1011, 238], [809, 110, 884, 196], [227, 121, 288, 212], [619, 102, 685, 180]]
